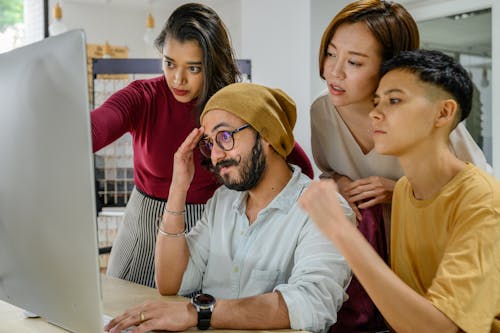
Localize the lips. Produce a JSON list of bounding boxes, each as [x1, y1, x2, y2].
[[172, 88, 189, 96], [328, 83, 345, 95], [372, 129, 386, 135], [217, 166, 231, 175]]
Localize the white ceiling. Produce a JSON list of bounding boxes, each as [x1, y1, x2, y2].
[[64, 0, 430, 12], [418, 9, 491, 58], [64, 0, 226, 11]]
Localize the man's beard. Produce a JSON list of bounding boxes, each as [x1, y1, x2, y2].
[[212, 135, 266, 191]]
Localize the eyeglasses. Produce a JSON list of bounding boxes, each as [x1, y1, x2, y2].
[[198, 124, 251, 158]]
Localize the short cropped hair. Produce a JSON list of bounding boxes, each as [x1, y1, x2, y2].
[[381, 49, 472, 122]]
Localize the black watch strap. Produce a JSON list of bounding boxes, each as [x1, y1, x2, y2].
[[197, 309, 212, 330], [193, 293, 215, 330]]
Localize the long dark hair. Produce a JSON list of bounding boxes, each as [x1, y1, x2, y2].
[[154, 3, 240, 114]]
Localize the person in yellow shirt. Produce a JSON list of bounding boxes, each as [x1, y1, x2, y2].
[[299, 49, 500, 332]]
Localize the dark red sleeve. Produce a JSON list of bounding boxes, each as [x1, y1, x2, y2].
[[91, 81, 143, 152], [286, 142, 314, 179]]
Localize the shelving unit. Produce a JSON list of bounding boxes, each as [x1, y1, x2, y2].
[[92, 58, 162, 208], [92, 58, 163, 268]]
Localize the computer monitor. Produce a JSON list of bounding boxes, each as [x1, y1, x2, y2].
[[0, 30, 105, 332]]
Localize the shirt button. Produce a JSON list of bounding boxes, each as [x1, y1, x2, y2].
[[234, 266, 239, 273]]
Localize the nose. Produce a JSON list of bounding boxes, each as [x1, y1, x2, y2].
[[330, 60, 345, 80], [369, 103, 383, 121], [210, 142, 226, 166], [173, 70, 186, 85]]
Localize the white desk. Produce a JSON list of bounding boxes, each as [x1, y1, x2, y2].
[[0, 275, 299, 333]]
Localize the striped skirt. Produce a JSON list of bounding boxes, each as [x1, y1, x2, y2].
[[106, 187, 205, 288]]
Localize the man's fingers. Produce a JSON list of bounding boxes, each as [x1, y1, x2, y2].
[[178, 127, 205, 153]]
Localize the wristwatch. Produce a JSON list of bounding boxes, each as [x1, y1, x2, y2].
[[191, 293, 216, 330]]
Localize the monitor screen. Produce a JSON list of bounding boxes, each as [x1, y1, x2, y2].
[[0, 30, 104, 332]]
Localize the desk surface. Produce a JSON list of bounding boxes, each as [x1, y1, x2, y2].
[[0, 275, 298, 333]]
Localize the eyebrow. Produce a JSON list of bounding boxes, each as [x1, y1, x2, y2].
[[163, 55, 202, 65], [374, 88, 404, 99], [328, 42, 369, 58], [209, 122, 232, 134]]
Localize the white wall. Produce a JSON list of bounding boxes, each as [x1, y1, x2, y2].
[[49, 0, 242, 58], [240, 0, 314, 172], [492, 2, 499, 177], [240, 0, 352, 177], [50, 1, 153, 57]]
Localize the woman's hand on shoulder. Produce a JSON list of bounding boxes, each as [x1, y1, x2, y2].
[[345, 176, 396, 211], [332, 174, 362, 221]]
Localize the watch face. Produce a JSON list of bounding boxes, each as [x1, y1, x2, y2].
[[194, 293, 216, 306], [193, 294, 215, 330]]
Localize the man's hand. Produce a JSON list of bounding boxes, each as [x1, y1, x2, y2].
[[171, 127, 205, 192], [105, 300, 197, 333], [299, 179, 352, 237]]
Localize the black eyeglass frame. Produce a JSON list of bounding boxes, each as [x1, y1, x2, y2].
[[198, 124, 251, 158]]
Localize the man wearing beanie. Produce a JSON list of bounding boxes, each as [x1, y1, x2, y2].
[[106, 83, 354, 333]]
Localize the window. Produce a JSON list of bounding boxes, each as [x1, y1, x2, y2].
[[0, 0, 45, 53]]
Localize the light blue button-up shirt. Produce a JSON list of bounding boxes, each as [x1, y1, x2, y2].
[[179, 166, 354, 332]]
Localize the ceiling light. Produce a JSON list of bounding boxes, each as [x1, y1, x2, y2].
[[447, 8, 490, 21], [49, 2, 67, 36], [143, 13, 155, 45]]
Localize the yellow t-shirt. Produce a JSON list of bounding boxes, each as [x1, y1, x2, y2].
[[391, 164, 500, 333]]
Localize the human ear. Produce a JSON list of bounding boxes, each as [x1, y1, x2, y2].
[[262, 139, 273, 153], [260, 138, 280, 158], [435, 99, 458, 128]]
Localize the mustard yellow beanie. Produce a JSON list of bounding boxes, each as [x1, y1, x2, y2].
[[200, 83, 296, 158]]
